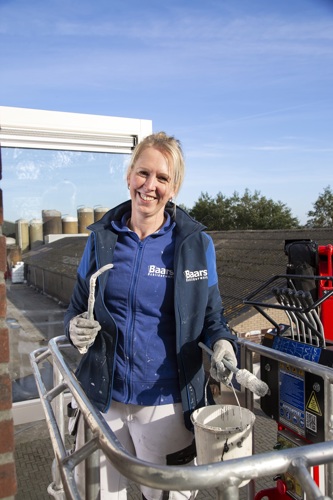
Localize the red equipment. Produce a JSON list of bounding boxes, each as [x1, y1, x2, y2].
[[318, 244, 333, 340], [244, 239, 333, 499]]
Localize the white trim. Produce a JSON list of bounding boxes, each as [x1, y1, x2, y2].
[[0, 106, 152, 152], [13, 394, 72, 425]]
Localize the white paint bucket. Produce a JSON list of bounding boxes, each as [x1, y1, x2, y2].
[[191, 404, 255, 487]]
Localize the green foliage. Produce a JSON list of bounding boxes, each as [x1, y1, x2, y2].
[[306, 186, 333, 228], [189, 189, 300, 230]]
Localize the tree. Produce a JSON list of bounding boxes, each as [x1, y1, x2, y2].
[[189, 189, 299, 230], [233, 189, 299, 230], [189, 192, 216, 228], [189, 192, 234, 230], [306, 186, 333, 228]]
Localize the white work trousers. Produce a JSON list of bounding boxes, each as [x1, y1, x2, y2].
[[74, 400, 196, 500]]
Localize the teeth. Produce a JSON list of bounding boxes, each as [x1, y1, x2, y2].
[[140, 193, 155, 201]]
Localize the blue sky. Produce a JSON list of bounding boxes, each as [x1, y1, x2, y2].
[[1, 0, 333, 225]]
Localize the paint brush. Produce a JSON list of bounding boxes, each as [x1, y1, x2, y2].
[[198, 342, 269, 397]]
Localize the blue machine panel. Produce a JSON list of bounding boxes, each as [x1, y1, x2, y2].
[[261, 331, 327, 443], [272, 336, 321, 362], [279, 364, 305, 436]]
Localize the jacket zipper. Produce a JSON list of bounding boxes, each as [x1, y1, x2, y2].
[[125, 239, 145, 403]]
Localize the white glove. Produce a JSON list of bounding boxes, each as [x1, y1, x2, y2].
[[69, 312, 101, 354], [210, 339, 237, 385]]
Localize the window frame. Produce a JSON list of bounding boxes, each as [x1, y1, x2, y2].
[[1, 106, 152, 424], [0, 106, 152, 153]]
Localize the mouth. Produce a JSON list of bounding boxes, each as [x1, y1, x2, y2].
[[138, 192, 156, 202]]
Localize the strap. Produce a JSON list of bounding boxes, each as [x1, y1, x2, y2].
[[166, 439, 196, 466]]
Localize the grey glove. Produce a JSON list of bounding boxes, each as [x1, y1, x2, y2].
[[69, 312, 101, 354], [210, 339, 237, 385]]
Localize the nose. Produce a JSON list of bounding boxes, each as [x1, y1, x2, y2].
[[143, 174, 156, 191]]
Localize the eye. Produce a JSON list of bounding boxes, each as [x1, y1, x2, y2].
[[137, 169, 149, 177], [158, 175, 169, 183]]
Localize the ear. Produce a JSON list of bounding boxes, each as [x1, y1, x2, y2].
[[170, 185, 177, 200]]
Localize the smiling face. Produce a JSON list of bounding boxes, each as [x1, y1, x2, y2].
[[127, 146, 176, 222]]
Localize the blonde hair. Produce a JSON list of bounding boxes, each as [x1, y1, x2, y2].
[[126, 132, 185, 196]]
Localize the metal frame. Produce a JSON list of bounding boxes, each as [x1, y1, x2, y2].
[[0, 106, 152, 153], [30, 336, 333, 500]]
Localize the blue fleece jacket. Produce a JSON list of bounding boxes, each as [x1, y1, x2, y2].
[[106, 212, 179, 405], [64, 201, 237, 430]]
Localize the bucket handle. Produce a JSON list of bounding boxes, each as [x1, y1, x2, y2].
[[204, 376, 244, 431]]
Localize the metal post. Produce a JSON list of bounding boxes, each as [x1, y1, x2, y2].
[[216, 484, 239, 500], [50, 359, 66, 499], [325, 377, 333, 497], [291, 458, 329, 499], [84, 421, 100, 499]]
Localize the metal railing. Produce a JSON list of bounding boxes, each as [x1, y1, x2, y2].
[[30, 336, 333, 500]]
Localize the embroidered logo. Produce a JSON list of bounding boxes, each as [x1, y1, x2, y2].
[[148, 265, 174, 278], [184, 269, 208, 281]]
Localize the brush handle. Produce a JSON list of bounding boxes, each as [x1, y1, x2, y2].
[[198, 342, 238, 373], [77, 263, 114, 355], [87, 263, 114, 320]]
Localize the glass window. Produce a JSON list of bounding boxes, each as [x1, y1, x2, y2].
[[3, 147, 130, 223], [3, 146, 131, 404]]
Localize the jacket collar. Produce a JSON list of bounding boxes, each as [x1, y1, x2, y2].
[[88, 200, 206, 235]]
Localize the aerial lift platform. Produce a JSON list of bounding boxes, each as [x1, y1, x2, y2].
[[244, 241, 333, 499], [30, 241, 333, 499]]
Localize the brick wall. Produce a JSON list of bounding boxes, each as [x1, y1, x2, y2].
[[0, 176, 17, 498]]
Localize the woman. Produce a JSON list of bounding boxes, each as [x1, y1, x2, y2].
[[65, 132, 237, 500]]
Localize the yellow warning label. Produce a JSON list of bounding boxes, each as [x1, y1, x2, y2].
[[306, 391, 322, 416]]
